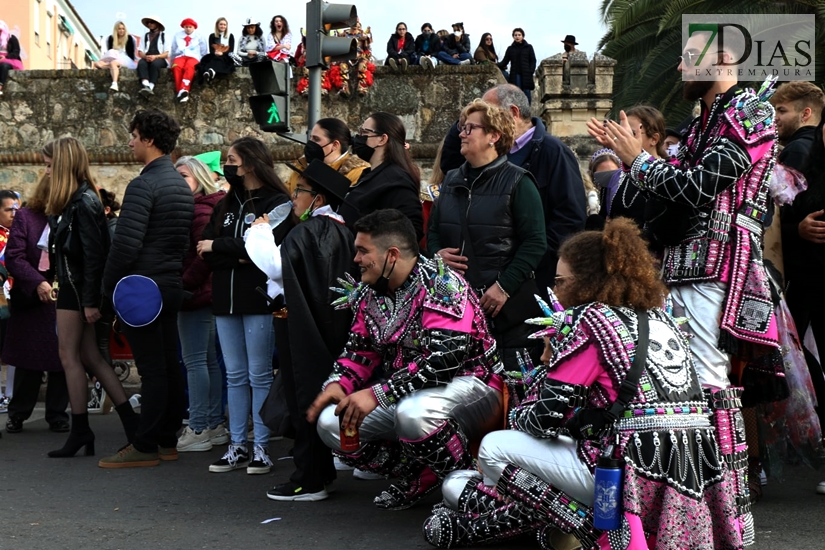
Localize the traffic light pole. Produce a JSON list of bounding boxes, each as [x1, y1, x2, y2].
[[307, 65, 322, 133]]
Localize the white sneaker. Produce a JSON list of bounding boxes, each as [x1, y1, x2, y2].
[[0, 396, 9, 413], [816, 481, 825, 494], [109, 81, 118, 91], [353, 468, 385, 480], [141, 79, 150, 87], [459, 59, 471, 65], [206, 423, 229, 445], [129, 394, 141, 410], [334, 456, 354, 471], [247, 444, 273, 475], [177, 426, 213, 452], [420, 57, 433, 70]]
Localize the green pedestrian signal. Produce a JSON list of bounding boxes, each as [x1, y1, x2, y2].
[[248, 60, 290, 133]]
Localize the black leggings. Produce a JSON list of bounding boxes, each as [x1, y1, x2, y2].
[[0, 62, 14, 86]]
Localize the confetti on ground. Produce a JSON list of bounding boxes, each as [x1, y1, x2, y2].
[[261, 518, 281, 524]]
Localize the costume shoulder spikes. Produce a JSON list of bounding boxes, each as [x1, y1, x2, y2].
[[524, 287, 574, 341], [330, 272, 367, 311], [724, 75, 777, 145], [421, 255, 467, 318]]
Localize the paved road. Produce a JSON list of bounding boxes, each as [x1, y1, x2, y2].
[[1, 408, 824, 549]]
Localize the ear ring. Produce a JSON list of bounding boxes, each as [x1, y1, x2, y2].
[[489, 142, 494, 147]]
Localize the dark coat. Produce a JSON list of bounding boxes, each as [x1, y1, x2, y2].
[[338, 161, 424, 241], [499, 40, 537, 89], [414, 33, 441, 56], [181, 191, 223, 311], [279, 215, 356, 409], [386, 33, 415, 60], [106, 34, 137, 60], [780, 126, 821, 278], [443, 33, 471, 56], [103, 155, 194, 296], [4, 35, 21, 61], [2, 208, 61, 372], [202, 186, 292, 316], [50, 182, 109, 308], [209, 33, 235, 53]]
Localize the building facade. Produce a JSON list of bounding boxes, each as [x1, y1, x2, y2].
[[2, 0, 101, 70]]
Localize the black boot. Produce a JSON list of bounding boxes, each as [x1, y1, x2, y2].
[[423, 500, 539, 548], [115, 401, 139, 443], [48, 413, 95, 458], [400, 420, 474, 479]]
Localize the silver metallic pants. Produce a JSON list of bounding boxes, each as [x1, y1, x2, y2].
[[670, 281, 732, 390], [317, 376, 503, 450], [442, 430, 595, 508]]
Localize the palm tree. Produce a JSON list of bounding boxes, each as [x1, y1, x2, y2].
[[598, 0, 825, 125]]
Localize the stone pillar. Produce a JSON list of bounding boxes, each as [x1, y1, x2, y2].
[[535, 52, 616, 161]]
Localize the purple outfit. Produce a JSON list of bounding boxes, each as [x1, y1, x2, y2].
[[2, 207, 61, 372]]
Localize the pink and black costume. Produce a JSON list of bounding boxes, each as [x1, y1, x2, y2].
[[424, 304, 744, 549], [316, 256, 504, 509]]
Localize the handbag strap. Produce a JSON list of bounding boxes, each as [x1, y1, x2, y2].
[[607, 310, 649, 420]]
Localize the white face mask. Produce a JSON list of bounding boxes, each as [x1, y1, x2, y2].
[[667, 144, 680, 158], [454, 31, 461, 37]]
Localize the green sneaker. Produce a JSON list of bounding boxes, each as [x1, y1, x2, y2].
[[98, 444, 160, 469], [158, 446, 179, 461]]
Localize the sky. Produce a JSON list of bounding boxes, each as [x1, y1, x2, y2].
[[69, 0, 609, 62]]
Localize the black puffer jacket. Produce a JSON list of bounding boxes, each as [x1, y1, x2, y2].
[[498, 40, 537, 90], [443, 33, 471, 56], [103, 155, 194, 295], [202, 186, 292, 315], [51, 182, 109, 307]]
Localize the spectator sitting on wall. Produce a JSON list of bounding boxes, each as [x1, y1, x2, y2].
[[414, 23, 440, 70], [94, 21, 137, 92], [136, 15, 169, 99], [386, 21, 415, 71], [436, 22, 472, 66]]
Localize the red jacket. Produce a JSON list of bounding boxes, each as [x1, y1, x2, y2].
[[181, 191, 224, 311]]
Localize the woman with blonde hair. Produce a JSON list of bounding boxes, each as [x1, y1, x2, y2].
[[43, 137, 138, 458], [427, 99, 546, 372], [196, 17, 236, 83], [94, 21, 137, 92], [173, 156, 227, 452]]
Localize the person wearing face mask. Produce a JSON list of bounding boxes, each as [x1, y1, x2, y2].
[[198, 136, 293, 475], [338, 112, 424, 242], [498, 28, 536, 104], [244, 160, 356, 501], [307, 208, 504, 511], [414, 23, 441, 70], [436, 22, 472, 66], [286, 117, 369, 194]]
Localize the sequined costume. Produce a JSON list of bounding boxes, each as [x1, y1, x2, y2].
[[627, 78, 780, 388], [424, 304, 744, 549], [316, 256, 504, 509]]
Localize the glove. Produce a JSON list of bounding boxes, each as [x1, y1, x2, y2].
[[564, 408, 612, 440]]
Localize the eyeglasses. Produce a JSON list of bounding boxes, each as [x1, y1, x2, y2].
[[397, 27, 406, 31], [357, 126, 382, 137], [460, 122, 487, 136], [678, 49, 723, 66], [292, 186, 318, 199], [485, 37, 493, 41]]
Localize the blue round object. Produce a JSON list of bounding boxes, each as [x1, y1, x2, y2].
[[113, 275, 162, 327]]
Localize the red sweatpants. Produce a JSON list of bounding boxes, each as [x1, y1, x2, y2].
[[171, 56, 198, 93]]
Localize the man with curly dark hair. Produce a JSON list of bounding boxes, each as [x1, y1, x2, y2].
[[100, 109, 194, 468]]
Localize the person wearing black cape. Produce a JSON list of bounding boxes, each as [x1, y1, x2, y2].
[[245, 159, 356, 501]]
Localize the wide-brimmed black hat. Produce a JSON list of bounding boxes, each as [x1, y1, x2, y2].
[[561, 35, 579, 45], [289, 159, 351, 206]]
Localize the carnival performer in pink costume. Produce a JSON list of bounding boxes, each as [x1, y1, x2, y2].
[[424, 219, 744, 550], [588, 30, 780, 538], [308, 209, 504, 510]]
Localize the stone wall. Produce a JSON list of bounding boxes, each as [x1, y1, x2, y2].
[[0, 65, 506, 200]]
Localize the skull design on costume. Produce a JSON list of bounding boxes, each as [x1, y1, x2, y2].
[[645, 319, 690, 389]]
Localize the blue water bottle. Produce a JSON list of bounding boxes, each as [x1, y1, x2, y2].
[[593, 450, 623, 531]]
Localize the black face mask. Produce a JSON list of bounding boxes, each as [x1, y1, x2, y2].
[[352, 134, 376, 162], [304, 140, 328, 164], [564, 44, 572, 52], [369, 253, 397, 295], [223, 165, 244, 187]]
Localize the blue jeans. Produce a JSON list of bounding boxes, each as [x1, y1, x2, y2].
[[178, 308, 223, 432], [436, 51, 471, 65], [215, 314, 274, 447], [514, 74, 532, 105]]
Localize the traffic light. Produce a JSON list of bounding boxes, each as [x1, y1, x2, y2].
[[305, 0, 358, 68], [248, 60, 291, 133]]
